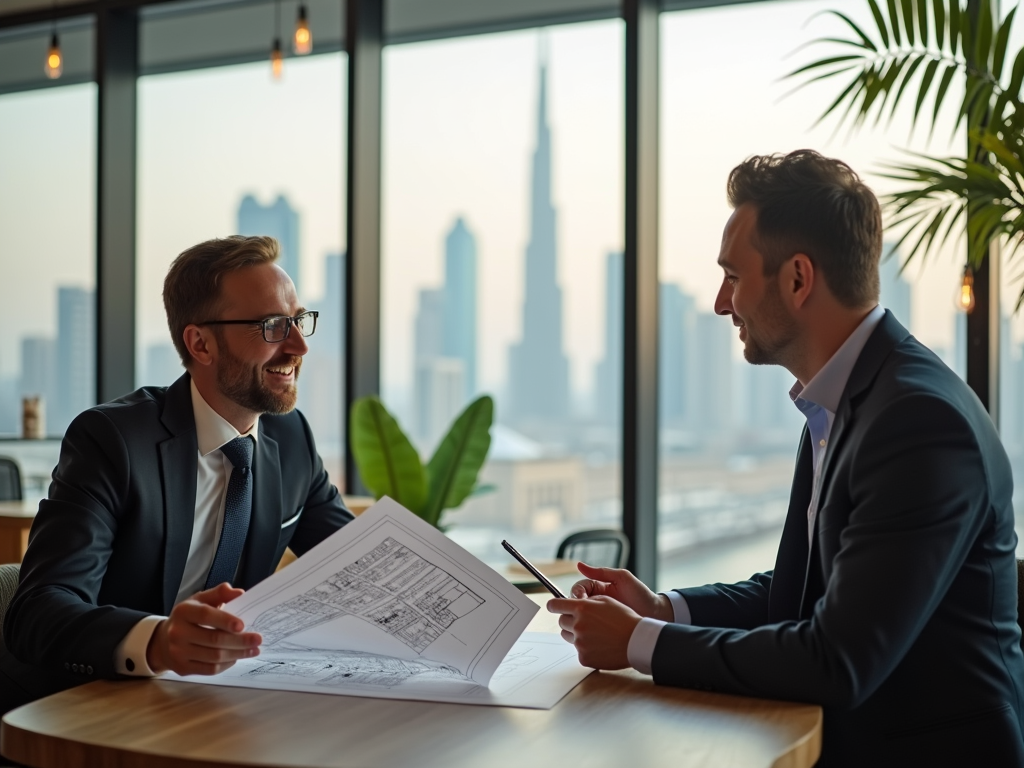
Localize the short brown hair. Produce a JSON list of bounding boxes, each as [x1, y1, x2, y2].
[[163, 235, 280, 366], [727, 150, 881, 308]]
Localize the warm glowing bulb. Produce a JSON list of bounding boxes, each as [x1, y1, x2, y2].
[[44, 34, 62, 79], [294, 5, 312, 55], [956, 266, 976, 313], [270, 39, 283, 79]]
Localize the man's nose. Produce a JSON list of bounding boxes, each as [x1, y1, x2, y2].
[[283, 324, 309, 356], [714, 281, 733, 317]]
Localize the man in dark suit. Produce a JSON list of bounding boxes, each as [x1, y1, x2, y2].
[[0, 236, 353, 714], [549, 151, 1024, 766]]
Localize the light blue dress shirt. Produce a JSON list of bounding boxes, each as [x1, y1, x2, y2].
[[625, 305, 886, 674]]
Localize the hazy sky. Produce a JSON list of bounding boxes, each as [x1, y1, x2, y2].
[[4, 0, 1022, 399]]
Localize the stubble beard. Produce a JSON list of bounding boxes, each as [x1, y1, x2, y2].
[[217, 346, 302, 416], [741, 278, 799, 368]]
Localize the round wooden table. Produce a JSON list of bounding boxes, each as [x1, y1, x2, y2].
[[1, 598, 822, 768]]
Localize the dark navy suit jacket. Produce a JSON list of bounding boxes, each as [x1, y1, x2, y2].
[[0, 373, 353, 706], [654, 312, 1024, 767]]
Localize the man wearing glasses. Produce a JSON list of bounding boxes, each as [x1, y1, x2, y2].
[[0, 236, 354, 714]]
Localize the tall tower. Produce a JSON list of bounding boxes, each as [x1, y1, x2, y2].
[[54, 286, 95, 433], [507, 51, 570, 426], [238, 194, 301, 295], [442, 217, 477, 398]]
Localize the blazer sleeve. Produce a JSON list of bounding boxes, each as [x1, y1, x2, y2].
[[650, 393, 997, 708], [286, 409, 354, 557], [3, 409, 150, 679], [674, 571, 774, 630]]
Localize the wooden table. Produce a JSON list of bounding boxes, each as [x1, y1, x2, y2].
[[0, 499, 38, 564], [1, 597, 822, 768]]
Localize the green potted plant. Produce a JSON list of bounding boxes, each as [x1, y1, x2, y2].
[[348, 395, 494, 529], [789, 1, 1024, 305]]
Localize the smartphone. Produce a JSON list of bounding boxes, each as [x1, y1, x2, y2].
[[501, 539, 566, 598]]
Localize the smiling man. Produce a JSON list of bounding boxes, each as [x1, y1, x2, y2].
[[0, 236, 353, 714], [549, 151, 1024, 766]]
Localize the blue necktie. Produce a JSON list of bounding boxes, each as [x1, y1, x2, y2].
[[205, 436, 254, 589]]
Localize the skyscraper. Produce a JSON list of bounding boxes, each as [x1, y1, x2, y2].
[[413, 287, 465, 446], [660, 282, 697, 428], [238, 194, 301, 295], [507, 56, 570, 426], [19, 336, 56, 431], [54, 286, 95, 434], [594, 251, 623, 424], [879, 243, 912, 328], [442, 217, 478, 399]]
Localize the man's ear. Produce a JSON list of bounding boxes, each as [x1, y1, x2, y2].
[[785, 254, 815, 310], [182, 324, 216, 367]]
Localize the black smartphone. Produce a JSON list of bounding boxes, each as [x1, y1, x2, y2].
[[501, 539, 566, 598]]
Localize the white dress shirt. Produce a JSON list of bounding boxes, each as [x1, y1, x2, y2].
[[113, 380, 259, 676], [626, 305, 886, 675]]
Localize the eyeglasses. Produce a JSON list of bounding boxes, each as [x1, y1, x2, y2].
[[198, 310, 318, 343]]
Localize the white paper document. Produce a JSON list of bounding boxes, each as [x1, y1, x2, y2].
[[163, 497, 591, 709]]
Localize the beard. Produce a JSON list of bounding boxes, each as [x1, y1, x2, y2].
[[741, 278, 799, 367], [217, 346, 302, 416]]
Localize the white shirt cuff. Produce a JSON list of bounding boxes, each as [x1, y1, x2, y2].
[[114, 615, 166, 677], [626, 591, 692, 676], [627, 617, 667, 675], [667, 591, 692, 625]]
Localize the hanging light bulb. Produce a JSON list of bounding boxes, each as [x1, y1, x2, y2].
[[294, 4, 312, 55], [270, 37, 284, 79], [956, 265, 976, 313], [44, 31, 62, 79]]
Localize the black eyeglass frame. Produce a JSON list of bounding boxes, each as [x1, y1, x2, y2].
[[197, 310, 319, 343]]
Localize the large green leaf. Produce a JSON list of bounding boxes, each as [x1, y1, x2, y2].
[[349, 396, 428, 514], [421, 395, 494, 528]]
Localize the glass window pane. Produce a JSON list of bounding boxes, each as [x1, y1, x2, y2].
[[382, 22, 623, 581], [0, 78, 96, 487], [659, 1, 966, 590], [136, 53, 347, 484]]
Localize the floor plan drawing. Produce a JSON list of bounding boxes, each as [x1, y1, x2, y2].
[[244, 643, 469, 689], [162, 499, 590, 707], [252, 536, 484, 653], [166, 632, 592, 709]]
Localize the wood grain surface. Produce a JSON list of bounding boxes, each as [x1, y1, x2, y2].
[[1, 591, 821, 768]]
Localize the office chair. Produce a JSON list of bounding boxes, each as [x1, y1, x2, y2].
[[0, 563, 19, 641], [1018, 559, 1024, 652], [0, 457, 22, 502], [556, 529, 630, 569]]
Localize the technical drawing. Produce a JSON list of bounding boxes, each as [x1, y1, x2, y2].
[[252, 536, 484, 652], [244, 644, 469, 689]]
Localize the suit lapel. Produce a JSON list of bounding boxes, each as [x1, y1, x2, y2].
[[796, 310, 911, 615], [158, 374, 199, 614], [769, 429, 813, 623], [237, 425, 282, 588]]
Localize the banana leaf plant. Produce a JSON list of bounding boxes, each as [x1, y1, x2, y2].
[[349, 394, 494, 529], [788, 0, 1024, 308]]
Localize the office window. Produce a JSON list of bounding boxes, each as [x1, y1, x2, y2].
[[137, 53, 347, 483], [381, 21, 624, 569], [658, 1, 965, 589], [0, 79, 97, 444]]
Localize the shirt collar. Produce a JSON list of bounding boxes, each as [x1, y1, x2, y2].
[[190, 378, 260, 457], [790, 305, 885, 414]]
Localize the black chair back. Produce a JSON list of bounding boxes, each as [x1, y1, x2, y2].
[[0, 458, 21, 502], [1017, 559, 1024, 652], [557, 529, 630, 569]]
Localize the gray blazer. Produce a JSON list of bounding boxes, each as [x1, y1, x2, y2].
[[654, 312, 1024, 767]]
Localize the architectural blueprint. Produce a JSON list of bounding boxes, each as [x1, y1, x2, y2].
[[168, 632, 590, 709], [164, 498, 591, 707]]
